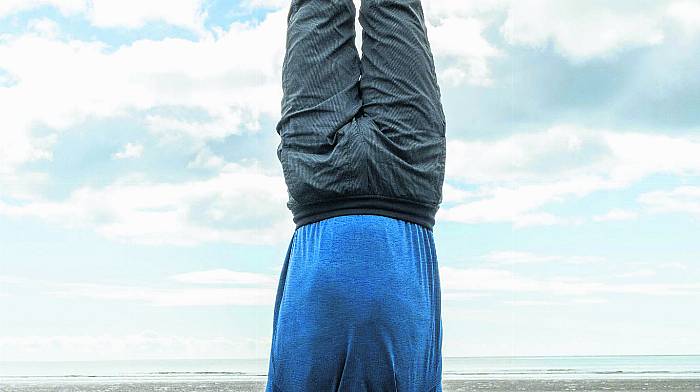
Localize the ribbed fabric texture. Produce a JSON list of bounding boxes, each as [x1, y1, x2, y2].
[[276, 0, 447, 230], [265, 214, 443, 392]]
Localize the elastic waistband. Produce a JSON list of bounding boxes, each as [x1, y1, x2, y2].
[[291, 195, 438, 230]]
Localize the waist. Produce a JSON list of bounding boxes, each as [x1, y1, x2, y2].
[[291, 194, 438, 231]]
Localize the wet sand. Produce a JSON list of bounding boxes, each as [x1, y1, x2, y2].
[[3, 378, 700, 391], [442, 378, 700, 391]]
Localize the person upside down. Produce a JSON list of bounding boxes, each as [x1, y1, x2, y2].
[[266, 0, 446, 390]]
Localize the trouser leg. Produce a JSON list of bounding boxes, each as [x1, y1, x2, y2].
[[276, 0, 368, 206], [276, 0, 446, 222], [358, 0, 446, 138], [356, 0, 446, 205], [276, 0, 362, 150]]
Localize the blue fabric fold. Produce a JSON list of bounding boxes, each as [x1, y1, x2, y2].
[[265, 214, 443, 391]]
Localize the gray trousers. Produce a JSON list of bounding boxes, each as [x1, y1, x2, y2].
[[277, 0, 447, 230]]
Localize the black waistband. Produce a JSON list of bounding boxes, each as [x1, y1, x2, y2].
[[291, 195, 438, 230]]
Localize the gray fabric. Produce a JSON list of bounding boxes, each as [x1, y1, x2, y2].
[[276, 0, 446, 230]]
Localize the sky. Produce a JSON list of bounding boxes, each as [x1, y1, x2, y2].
[[1, 0, 700, 361]]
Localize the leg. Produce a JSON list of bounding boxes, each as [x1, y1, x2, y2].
[[354, 0, 446, 205], [276, 0, 362, 149], [358, 0, 446, 138], [277, 0, 370, 206]]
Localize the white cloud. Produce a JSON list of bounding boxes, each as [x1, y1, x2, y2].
[[50, 282, 276, 306], [26, 17, 61, 38], [0, 8, 285, 175], [429, 16, 501, 87], [616, 268, 657, 279], [112, 142, 143, 159], [572, 297, 608, 304], [659, 261, 689, 271], [145, 105, 264, 142], [0, 331, 271, 361], [440, 126, 700, 226], [0, 0, 208, 33], [639, 186, 700, 218], [445, 126, 614, 184], [426, 0, 688, 63], [424, 0, 508, 19], [440, 266, 700, 298], [0, 270, 277, 308], [440, 182, 479, 204], [592, 208, 639, 222], [186, 146, 226, 170], [0, 162, 295, 246], [242, 0, 288, 10], [438, 175, 615, 227], [482, 250, 603, 265], [0, 118, 55, 183], [668, 1, 700, 34], [412, 0, 507, 88], [0, 154, 53, 207], [441, 128, 612, 226], [0, 0, 86, 19], [170, 269, 278, 286], [2, 270, 279, 307], [502, 299, 561, 306], [88, 0, 206, 32], [501, 0, 666, 61]]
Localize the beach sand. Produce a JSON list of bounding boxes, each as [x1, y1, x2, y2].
[[3, 379, 700, 391]]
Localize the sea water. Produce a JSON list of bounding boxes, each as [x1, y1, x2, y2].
[[1, 355, 699, 390]]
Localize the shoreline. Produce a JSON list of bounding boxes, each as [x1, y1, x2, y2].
[[2, 378, 700, 392]]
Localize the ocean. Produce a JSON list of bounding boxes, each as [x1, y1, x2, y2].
[[1, 355, 699, 391]]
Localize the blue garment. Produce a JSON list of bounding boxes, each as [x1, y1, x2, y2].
[[265, 214, 443, 392]]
